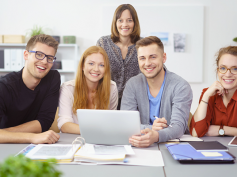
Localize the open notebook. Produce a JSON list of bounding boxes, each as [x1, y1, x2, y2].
[[16, 137, 86, 163], [17, 143, 82, 163]]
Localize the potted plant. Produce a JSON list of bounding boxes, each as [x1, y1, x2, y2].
[[0, 154, 62, 177], [28, 25, 45, 37], [233, 37, 237, 42]]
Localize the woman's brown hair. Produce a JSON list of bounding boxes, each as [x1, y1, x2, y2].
[[72, 46, 111, 113], [111, 4, 140, 44]]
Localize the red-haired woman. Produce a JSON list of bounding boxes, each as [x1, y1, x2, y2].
[[190, 46, 237, 137], [57, 46, 118, 134], [97, 4, 141, 109]]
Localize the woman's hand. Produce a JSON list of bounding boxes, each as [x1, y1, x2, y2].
[[202, 81, 228, 101]]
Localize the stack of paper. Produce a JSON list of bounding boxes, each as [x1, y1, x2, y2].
[[74, 144, 134, 164]]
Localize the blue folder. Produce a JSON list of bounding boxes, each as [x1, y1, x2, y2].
[[165, 143, 235, 164]]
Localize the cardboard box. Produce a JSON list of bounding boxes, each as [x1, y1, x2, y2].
[[3, 35, 25, 43], [0, 35, 3, 43], [63, 36, 76, 44], [52, 36, 60, 43]]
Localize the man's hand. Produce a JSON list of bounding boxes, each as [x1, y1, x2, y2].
[[206, 125, 220, 136], [152, 117, 168, 131], [30, 130, 60, 144], [129, 128, 159, 148]]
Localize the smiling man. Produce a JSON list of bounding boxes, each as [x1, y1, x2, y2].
[[0, 34, 60, 144], [121, 36, 193, 147]]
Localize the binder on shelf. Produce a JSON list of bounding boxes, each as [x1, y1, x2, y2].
[[22, 49, 25, 67], [10, 49, 17, 70], [4, 49, 11, 70], [166, 143, 235, 164], [15, 49, 23, 70], [10, 49, 23, 71], [0, 50, 4, 68]]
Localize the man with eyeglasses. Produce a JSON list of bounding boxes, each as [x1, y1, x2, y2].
[[0, 34, 60, 144], [121, 36, 193, 147]]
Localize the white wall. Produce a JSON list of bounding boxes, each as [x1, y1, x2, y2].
[[0, 0, 237, 113]]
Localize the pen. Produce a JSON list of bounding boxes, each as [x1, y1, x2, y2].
[[153, 116, 172, 127]]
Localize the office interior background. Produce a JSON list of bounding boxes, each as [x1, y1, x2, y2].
[[0, 0, 236, 114]]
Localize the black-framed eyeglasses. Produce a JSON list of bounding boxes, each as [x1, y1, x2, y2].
[[218, 66, 237, 75], [28, 50, 56, 63]]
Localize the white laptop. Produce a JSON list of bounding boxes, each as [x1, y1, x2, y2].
[[77, 109, 141, 145]]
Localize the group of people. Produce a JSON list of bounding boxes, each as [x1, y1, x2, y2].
[[0, 4, 237, 147]]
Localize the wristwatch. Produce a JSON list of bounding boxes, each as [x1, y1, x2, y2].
[[219, 125, 225, 136]]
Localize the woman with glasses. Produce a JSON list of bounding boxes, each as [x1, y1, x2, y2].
[[97, 4, 141, 109], [190, 46, 237, 137], [57, 46, 118, 134]]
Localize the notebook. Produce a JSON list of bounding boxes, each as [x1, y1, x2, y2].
[[77, 109, 141, 145], [228, 136, 237, 146], [168, 135, 203, 142], [166, 143, 235, 164], [188, 141, 228, 151]]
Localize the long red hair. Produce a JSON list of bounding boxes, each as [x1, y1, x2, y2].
[[73, 46, 111, 113]]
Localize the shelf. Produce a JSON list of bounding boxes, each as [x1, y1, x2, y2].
[[0, 43, 78, 47], [0, 69, 18, 72], [0, 43, 26, 47], [56, 70, 75, 73], [0, 69, 75, 73]]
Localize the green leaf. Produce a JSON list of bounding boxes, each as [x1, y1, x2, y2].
[[0, 154, 62, 177]]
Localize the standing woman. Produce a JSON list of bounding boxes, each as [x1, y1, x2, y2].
[[190, 46, 237, 137], [97, 4, 141, 109], [57, 46, 118, 134]]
